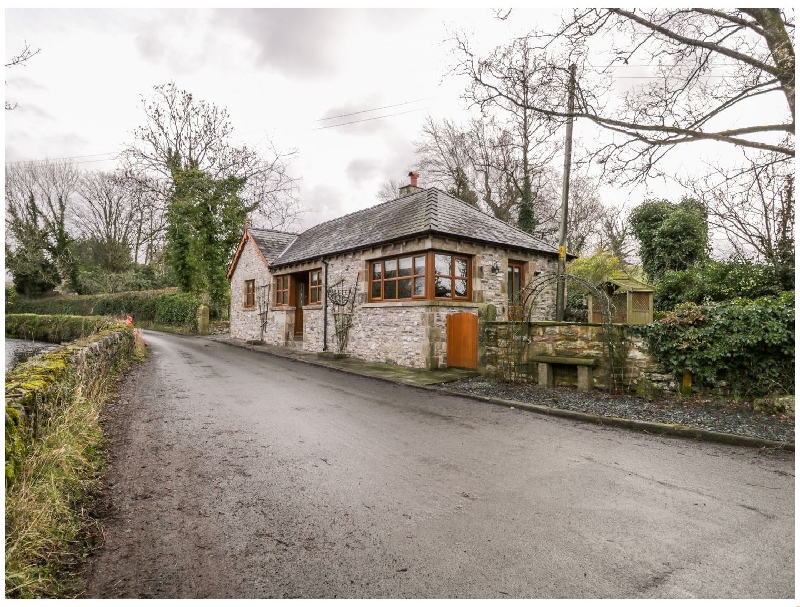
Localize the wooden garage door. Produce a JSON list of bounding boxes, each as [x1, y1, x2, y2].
[[447, 312, 478, 369]]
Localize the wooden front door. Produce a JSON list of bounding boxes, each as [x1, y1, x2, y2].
[[294, 277, 307, 336], [447, 312, 478, 369]]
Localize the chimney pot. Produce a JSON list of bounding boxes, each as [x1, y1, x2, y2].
[[408, 171, 419, 188]]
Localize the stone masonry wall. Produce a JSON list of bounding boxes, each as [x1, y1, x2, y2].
[[481, 321, 668, 391], [229, 237, 272, 343], [245, 235, 559, 370]]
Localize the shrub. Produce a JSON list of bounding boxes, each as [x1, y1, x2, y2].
[[636, 291, 794, 397], [9, 289, 205, 331], [6, 315, 114, 344], [656, 259, 789, 310]]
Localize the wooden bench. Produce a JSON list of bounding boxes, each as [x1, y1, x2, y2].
[[528, 356, 599, 392]]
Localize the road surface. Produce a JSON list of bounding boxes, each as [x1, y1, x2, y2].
[[84, 330, 794, 599]]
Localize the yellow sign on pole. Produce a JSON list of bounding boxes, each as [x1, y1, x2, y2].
[[559, 246, 566, 259]]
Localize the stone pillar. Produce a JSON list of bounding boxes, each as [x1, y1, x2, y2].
[[538, 362, 553, 387], [197, 304, 210, 335], [577, 366, 592, 392]]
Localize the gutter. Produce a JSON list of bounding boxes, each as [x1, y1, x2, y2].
[[322, 257, 329, 351]]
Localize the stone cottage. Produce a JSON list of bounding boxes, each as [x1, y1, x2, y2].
[[227, 174, 560, 370]]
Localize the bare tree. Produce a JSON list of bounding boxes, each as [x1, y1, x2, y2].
[[74, 171, 139, 270], [690, 152, 794, 265], [564, 173, 604, 255], [595, 203, 636, 266], [244, 164, 306, 231], [121, 82, 301, 230], [376, 179, 401, 202], [5, 41, 40, 110], [453, 9, 794, 184]]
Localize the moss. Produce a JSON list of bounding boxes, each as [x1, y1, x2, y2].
[[5, 323, 139, 597]]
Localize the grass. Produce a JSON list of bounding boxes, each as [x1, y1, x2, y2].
[[4, 328, 146, 598]]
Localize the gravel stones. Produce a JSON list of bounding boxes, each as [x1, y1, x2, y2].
[[446, 378, 794, 444]]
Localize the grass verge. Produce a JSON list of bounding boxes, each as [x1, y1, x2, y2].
[[5, 327, 146, 598]]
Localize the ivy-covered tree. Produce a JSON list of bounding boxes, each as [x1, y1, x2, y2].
[[165, 166, 254, 309], [629, 198, 709, 281], [5, 160, 80, 294]]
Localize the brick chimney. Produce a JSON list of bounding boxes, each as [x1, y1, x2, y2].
[[398, 171, 422, 197]]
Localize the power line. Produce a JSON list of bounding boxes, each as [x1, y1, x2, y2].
[[312, 107, 432, 131], [314, 96, 436, 122], [7, 96, 439, 165]]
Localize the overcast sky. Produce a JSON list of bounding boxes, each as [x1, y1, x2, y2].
[[4, 8, 774, 236]]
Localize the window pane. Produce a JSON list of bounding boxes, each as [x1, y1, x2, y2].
[[414, 276, 425, 296], [371, 281, 381, 299], [455, 258, 468, 278], [455, 279, 468, 297], [398, 278, 412, 299], [435, 254, 451, 276], [414, 255, 426, 275], [384, 281, 397, 299], [372, 262, 382, 280], [385, 259, 397, 279], [398, 257, 412, 277], [435, 277, 452, 298]]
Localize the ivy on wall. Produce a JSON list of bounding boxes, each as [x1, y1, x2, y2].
[[636, 291, 794, 397]]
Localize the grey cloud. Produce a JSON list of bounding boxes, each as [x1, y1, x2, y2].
[[215, 9, 349, 78], [345, 157, 381, 185], [5, 75, 47, 92], [17, 102, 54, 120], [134, 29, 166, 64], [300, 184, 348, 229]]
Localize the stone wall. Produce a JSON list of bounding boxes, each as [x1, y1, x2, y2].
[[229, 236, 272, 343], [481, 321, 667, 391], [232, 233, 559, 369]]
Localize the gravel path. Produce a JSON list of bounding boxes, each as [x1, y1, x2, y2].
[[446, 378, 794, 444]]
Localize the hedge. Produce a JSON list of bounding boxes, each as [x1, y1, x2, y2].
[[6, 315, 114, 344], [9, 289, 203, 332], [636, 291, 795, 397]]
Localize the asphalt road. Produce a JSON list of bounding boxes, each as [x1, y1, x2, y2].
[[85, 330, 795, 599]]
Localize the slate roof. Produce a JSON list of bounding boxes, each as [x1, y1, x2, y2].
[[248, 228, 297, 263], [269, 187, 558, 267]]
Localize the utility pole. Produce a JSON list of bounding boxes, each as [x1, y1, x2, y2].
[[556, 64, 576, 321]]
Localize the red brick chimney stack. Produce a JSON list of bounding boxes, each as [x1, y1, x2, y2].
[[398, 171, 422, 197]]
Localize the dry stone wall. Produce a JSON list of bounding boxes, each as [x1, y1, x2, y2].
[[481, 321, 667, 391]]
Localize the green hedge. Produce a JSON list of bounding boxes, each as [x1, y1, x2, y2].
[[6, 315, 115, 344], [9, 289, 203, 332], [636, 291, 795, 397]]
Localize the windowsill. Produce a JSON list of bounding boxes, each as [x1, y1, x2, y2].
[[363, 300, 478, 308]]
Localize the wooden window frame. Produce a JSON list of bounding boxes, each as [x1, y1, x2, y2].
[[244, 279, 256, 308], [309, 269, 322, 304], [275, 275, 290, 306], [507, 261, 525, 321], [433, 252, 471, 301], [369, 253, 427, 302], [368, 251, 471, 303]]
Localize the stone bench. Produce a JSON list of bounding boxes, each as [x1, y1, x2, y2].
[[529, 356, 599, 392]]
